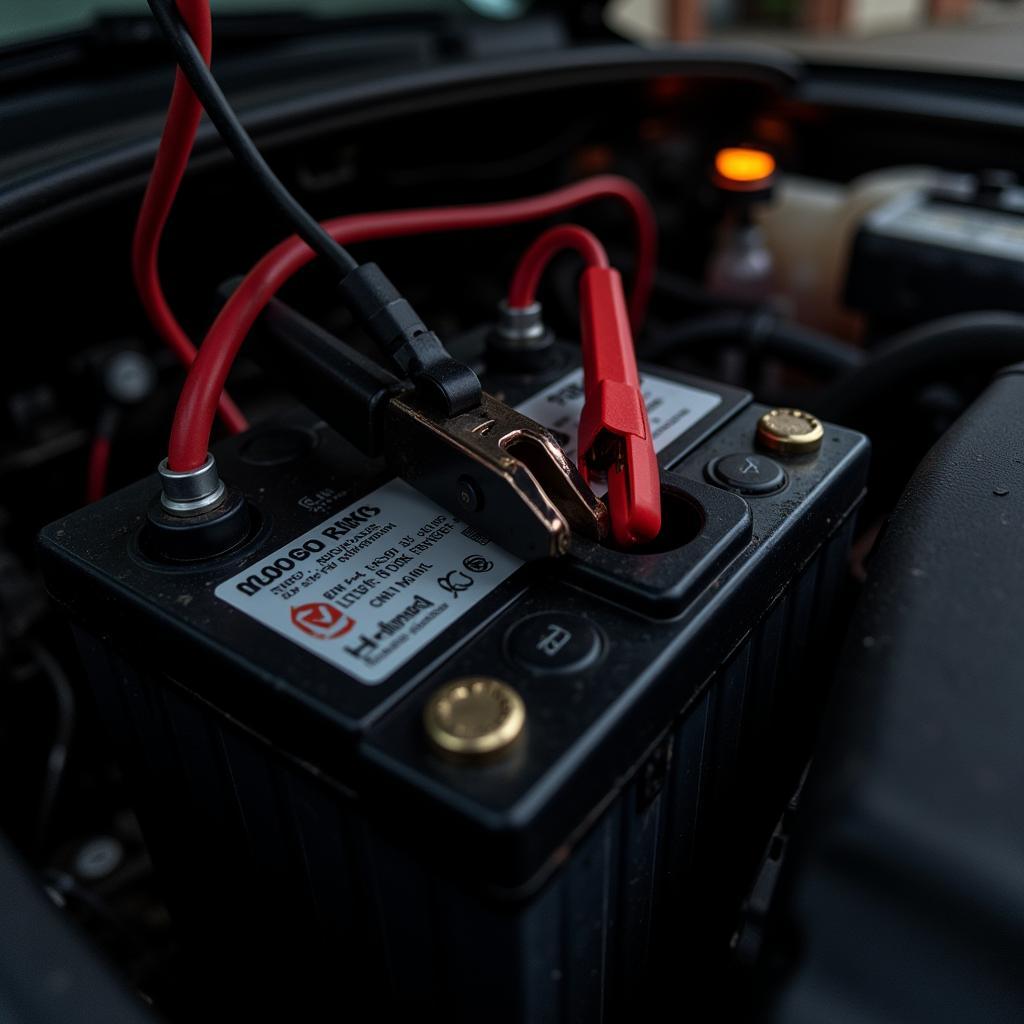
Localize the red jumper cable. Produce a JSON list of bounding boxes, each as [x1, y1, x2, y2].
[[86, 413, 116, 505], [140, 0, 657, 558], [508, 225, 662, 547], [131, 0, 247, 435], [165, 175, 657, 472], [131, 6, 651, 465]]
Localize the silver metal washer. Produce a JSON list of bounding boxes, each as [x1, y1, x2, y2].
[[158, 453, 226, 515], [496, 300, 547, 346]]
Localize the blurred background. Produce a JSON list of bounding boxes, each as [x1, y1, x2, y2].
[[8, 0, 1024, 78], [611, 0, 1024, 75]]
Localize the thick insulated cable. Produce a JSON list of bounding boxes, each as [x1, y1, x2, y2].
[[167, 175, 658, 470], [132, 0, 247, 434], [641, 309, 864, 377], [507, 224, 610, 309], [147, 0, 359, 278], [822, 311, 1024, 422]]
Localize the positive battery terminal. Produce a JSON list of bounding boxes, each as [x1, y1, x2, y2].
[[158, 452, 226, 515]]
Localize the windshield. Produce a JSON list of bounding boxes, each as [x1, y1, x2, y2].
[[4, 0, 523, 47]]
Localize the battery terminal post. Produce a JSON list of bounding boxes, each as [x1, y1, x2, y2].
[[145, 451, 251, 563], [158, 452, 226, 515]]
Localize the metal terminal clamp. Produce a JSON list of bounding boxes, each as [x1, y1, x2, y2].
[[158, 453, 226, 516], [237, 291, 605, 563], [387, 391, 609, 562]]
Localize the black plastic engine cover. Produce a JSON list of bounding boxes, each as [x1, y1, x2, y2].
[[764, 365, 1024, 1024]]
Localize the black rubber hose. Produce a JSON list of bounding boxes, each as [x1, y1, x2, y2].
[[649, 268, 763, 313], [641, 309, 864, 377], [821, 311, 1024, 422]]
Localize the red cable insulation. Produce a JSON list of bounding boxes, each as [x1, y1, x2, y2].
[[507, 224, 609, 309], [167, 174, 657, 470], [507, 227, 660, 546], [131, 0, 248, 435], [86, 434, 113, 505]]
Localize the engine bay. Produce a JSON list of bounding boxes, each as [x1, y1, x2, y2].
[[2, 12, 1024, 1022]]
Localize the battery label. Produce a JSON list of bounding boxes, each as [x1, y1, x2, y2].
[[215, 369, 720, 685], [514, 368, 721, 463], [216, 479, 522, 685]]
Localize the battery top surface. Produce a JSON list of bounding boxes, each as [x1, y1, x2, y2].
[[39, 359, 868, 887]]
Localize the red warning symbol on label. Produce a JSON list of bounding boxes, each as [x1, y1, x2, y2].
[[290, 602, 355, 639]]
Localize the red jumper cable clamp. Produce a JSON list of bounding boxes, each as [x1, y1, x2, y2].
[[506, 223, 662, 548], [577, 265, 662, 547]]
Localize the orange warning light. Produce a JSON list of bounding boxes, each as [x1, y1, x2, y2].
[[713, 147, 776, 190]]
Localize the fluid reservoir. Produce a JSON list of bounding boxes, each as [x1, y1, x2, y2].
[[755, 165, 947, 335]]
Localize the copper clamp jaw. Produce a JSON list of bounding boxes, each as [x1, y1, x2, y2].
[[387, 391, 608, 562]]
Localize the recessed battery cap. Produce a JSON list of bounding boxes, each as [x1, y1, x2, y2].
[[756, 408, 824, 455], [424, 677, 525, 759]]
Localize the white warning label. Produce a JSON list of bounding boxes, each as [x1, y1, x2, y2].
[[513, 367, 721, 464], [216, 479, 522, 685], [215, 369, 721, 684]]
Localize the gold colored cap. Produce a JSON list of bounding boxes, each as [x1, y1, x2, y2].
[[424, 677, 525, 759], [757, 408, 824, 455]]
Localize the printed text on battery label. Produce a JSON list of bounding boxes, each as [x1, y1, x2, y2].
[[216, 481, 522, 684], [214, 368, 721, 685]]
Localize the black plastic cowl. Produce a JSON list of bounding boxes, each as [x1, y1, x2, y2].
[[762, 363, 1024, 1023]]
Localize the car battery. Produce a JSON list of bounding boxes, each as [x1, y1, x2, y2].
[[39, 337, 868, 1020], [845, 173, 1024, 326]]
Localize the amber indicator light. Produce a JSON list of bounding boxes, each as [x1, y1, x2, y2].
[[713, 147, 777, 191]]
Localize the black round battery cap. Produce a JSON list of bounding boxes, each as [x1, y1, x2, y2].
[[707, 452, 787, 496], [505, 612, 603, 675]]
